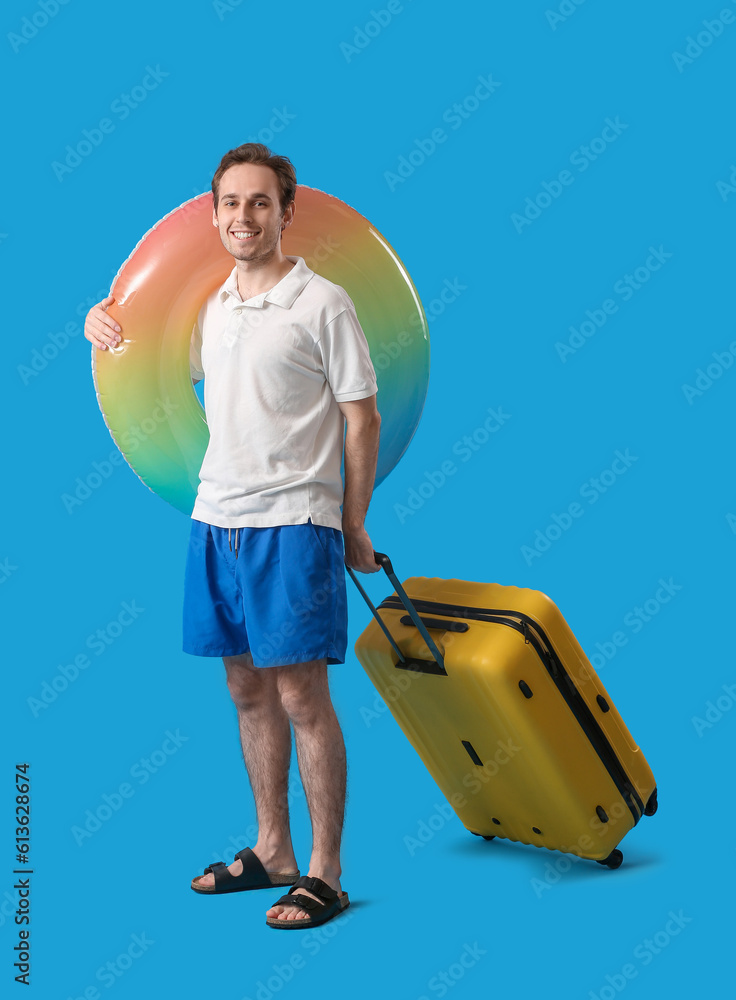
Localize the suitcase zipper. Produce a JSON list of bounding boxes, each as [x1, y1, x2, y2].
[[377, 595, 645, 825]]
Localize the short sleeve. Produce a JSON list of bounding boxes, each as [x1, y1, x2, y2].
[[190, 317, 204, 381], [319, 304, 378, 402]]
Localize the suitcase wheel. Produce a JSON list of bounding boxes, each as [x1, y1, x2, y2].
[[644, 788, 658, 816], [482, 835, 495, 841], [469, 831, 496, 841], [596, 849, 623, 870]]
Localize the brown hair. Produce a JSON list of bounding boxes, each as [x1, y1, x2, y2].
[[211, 143, 297, 214]]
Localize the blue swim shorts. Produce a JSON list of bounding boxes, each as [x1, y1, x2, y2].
[[182, 519, 348, 666]]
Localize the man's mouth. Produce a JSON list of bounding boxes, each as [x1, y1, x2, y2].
[[231, 230, 258, 241]]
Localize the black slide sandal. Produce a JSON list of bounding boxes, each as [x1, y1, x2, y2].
[[266, 875, 350, 929], [191, 847, 299, 895]]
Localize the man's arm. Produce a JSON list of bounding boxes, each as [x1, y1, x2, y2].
[[338, 395, 381, 574]]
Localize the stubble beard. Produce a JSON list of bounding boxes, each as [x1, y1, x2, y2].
[[221, 222, 284, 267]]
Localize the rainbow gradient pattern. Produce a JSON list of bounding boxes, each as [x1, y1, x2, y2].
[[92, 187, 430, 514]]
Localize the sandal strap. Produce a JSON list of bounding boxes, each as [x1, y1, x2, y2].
[[285, 892, 324, 912], [207, 848, 274, 890], [203, 861, 227, 876], [233, 847, 269, 881], [270, 890, 332, 915], [271, 891, 299, 908], [289, 875, 338, 902]]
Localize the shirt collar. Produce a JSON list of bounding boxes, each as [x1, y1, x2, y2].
[[218, 256, 314, 310]]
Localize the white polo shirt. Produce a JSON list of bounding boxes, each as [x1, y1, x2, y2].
[[189, 256, 378, 530]]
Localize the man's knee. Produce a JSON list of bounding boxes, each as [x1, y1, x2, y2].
[[276, 659, 330, 724], [223, 654, 274, 711]]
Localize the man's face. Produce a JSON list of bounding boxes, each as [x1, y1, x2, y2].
[[212, 162, 294, 263]]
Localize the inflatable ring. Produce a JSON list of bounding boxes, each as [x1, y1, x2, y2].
[[92, 187, 430, 515]]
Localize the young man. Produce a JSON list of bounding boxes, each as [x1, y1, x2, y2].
[[84, 144, 381, 929]]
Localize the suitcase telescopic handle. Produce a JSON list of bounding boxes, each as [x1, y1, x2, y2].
[[346, 552, 447, 674]]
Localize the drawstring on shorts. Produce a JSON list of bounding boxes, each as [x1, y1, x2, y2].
[[228, 527, 240, 558]]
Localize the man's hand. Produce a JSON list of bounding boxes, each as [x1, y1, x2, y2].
[[84, 295, 122, 351], [343, 524, 379, 574]]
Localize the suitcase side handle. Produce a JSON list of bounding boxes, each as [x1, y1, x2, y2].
[[346, 552, 447, 674], [399, 615, 469, 634]]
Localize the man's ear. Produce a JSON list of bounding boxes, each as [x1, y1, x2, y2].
[[281, 201, 296, 232]]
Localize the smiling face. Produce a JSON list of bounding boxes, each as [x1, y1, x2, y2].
[[212, 162, 294, 264]]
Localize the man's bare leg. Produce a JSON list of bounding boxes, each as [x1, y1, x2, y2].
[[195, 653, 299, 886], [266, 659, 347, 921]]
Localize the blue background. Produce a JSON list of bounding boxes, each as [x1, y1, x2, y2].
[[4, 1, 733, 997]]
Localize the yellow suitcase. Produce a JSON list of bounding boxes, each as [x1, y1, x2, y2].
[[350, 555, 657, 868]]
